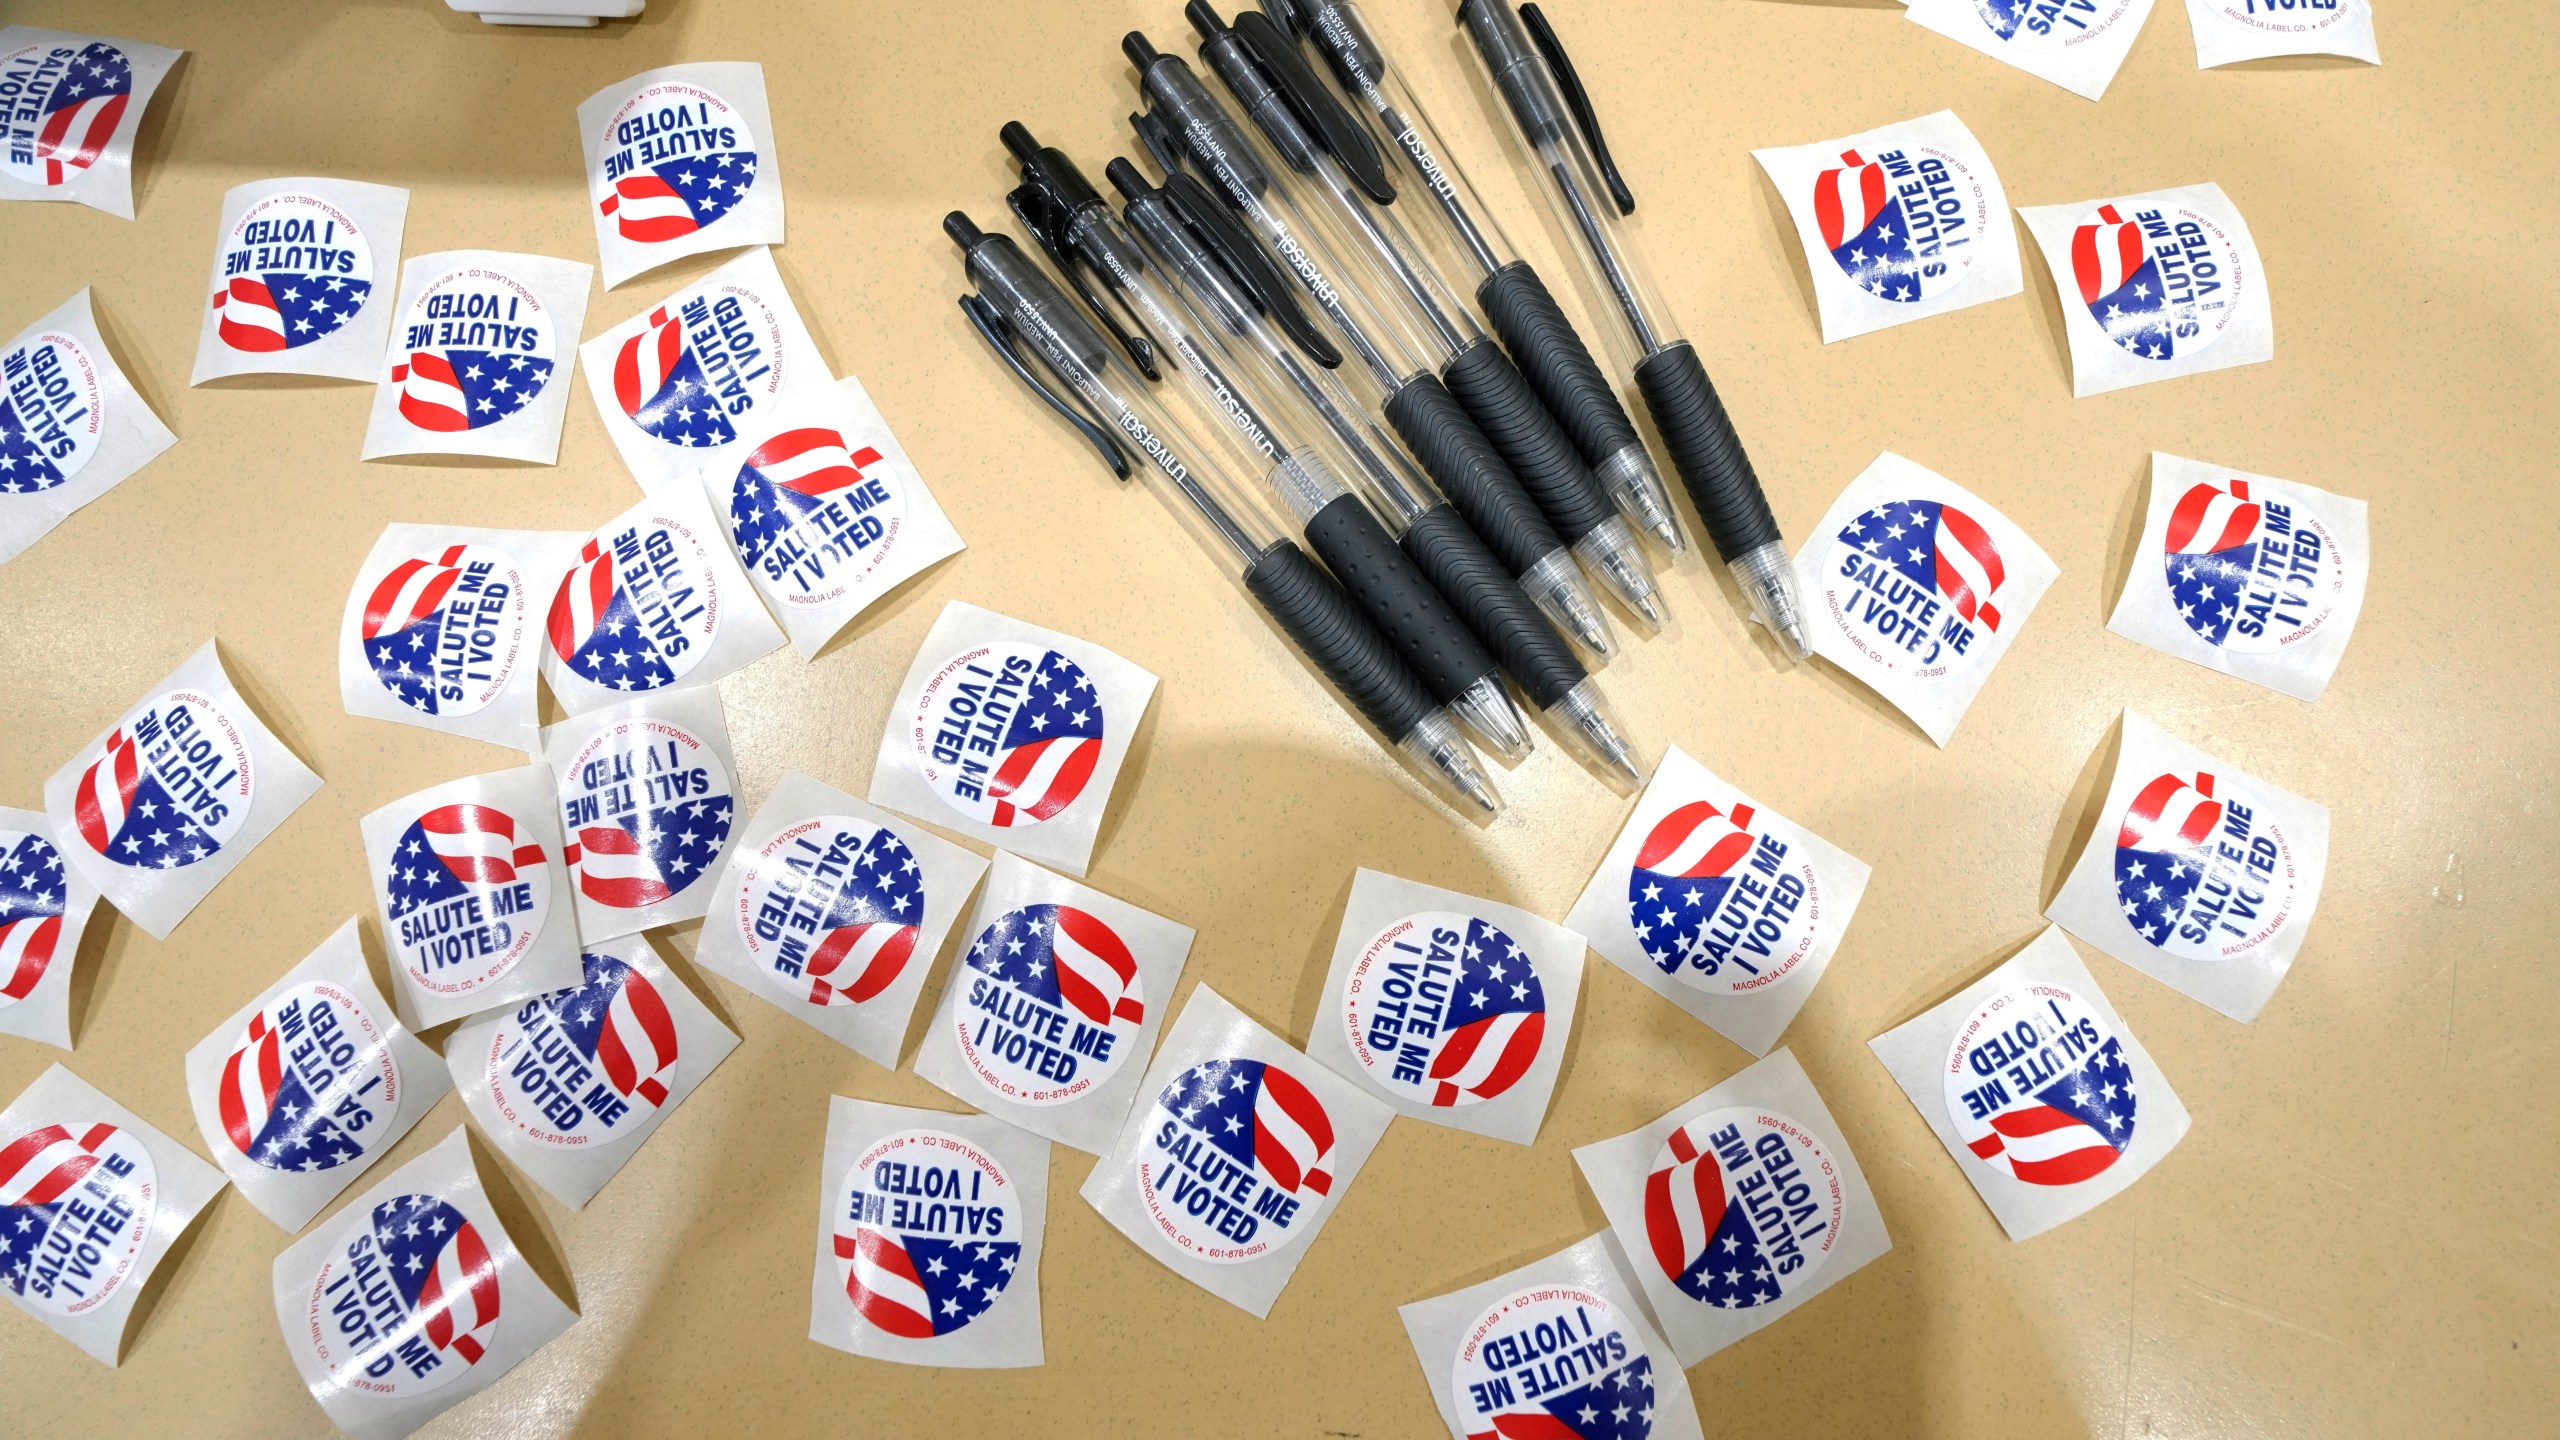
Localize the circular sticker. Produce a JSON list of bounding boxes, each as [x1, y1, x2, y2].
[[381, 796, 556, 999], [729, 814, 925, 1008], [212, 191, 374, 353], [1, 328, 104, 495], [2159, 477, 2349, 654], [2113, 768, 2304, 961], [595, 81, 762, 244], [907, 642, 1105, 829], [1820, 497, 2012, 683], [728, 425, 912, 608], [610, 282, 789, 450], [557, 716, 735, 914], [358, 542, 536, 718], [545, 515, 722, 693], [1643, 1108, 1843, 1310], [69, 690, 253, 870], [0, 1121, 156, 1317], [479, 951, 679, 1149], [1945, 985, 2139, 1187], [832, 1128, 1022, 1339], [1969, 0, 2142, 51], [1340, 910, 1547, 1108], [1451, 1284, 1657, 1440], [952, 903, 1144, 1106], [0, 828, 70, 1008], [2213, 0, 2351, 33], [2069, 202, 2251, 363], [219, 980, 402, 1172], [303, 1192, 500, 1398], [389, 266, 558, 433], [0, 40, 134, 190], [1811, 142, 1989, 305], [1627, 799, 1827, 995], [1135, 1057, 1335, 1264]]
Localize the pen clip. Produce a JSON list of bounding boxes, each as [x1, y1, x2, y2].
[[1261, 0, 1314, 39], [1163, 169, 1344, 369], [1229, 8, 1395, 206], [958, 292, 1132, 480], [1005, 179, 1162, 382], [1130, 108, 1188, 183], [1519, 3, 1636, 216]]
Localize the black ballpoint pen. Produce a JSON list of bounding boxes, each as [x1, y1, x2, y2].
[[1260, 0, 1685, 556], [1096, 149, 1645, 784], [1117, 30, 1622, 662], [1458, 0, 1813, 661], [1176, 2, 1667, 632], [946, 210, 1503, 817], [1001, 119, 1534, 764]]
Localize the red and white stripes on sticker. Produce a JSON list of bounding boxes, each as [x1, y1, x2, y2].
[[593, 966, 680, 1107], [214, 276, 290, 352], [0, 1122, 118, 1207], [1251, 1065, 1337, 1198], [1813, 149, 1889, 251], [218, 1009, 284, 1156], [546, 538, 616, 665], [418, 804, 545, 887], [835, 1227, 935, 1339], [2119, 772, 2223, 853], [35, 90, 126, 186], [746, 427, 881, 500], [71, 727, 140, 858], [566, 825, 673, 910], [363, 545, 470, 641], [2165, 479, 2261, 555], [612, 307, 685, 419], [391, 351, 473, 432], [1642, 1120, 1723, 1284], [1634, 799, 1759, 881], [1049, 907, 1143, 1030], [417, 1221, 501, 1365], [1930, 503, 2007, 632], [600, 173, 696, 243]]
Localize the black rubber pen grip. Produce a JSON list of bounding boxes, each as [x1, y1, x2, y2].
[[1634, 340, 1778, 562], [1243, 539, 1436, 742], [1303, 493, 1498, 707], [1382, 373, 1561, 580], [1477, 261, 1643, 473], [1403, 505, 1586, 709], [1441, 337, 1616, 542]]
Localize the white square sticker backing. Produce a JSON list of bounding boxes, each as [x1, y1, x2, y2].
[[338, 522, 583, 753], [192, 177, 409, 384], [358, 250, 594, 463], [578, 62, 786, 290], [2018, 182, 2274, 398], [540, 686, 747, 943], [538, 478, 786, 718], [0, 27, 183, 219], [0, 288, 179, 567]]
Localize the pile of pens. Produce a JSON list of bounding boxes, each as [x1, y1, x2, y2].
[[947, 0, 1807, 818]]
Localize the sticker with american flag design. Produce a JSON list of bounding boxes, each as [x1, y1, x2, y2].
[[1870, 927, 2190, 1242], [191, 178, 405, 384], [337, 522, 582, 751], [2, 1062, 227, 1365], [540, 482, 787, 718], [361, 763, 581, 1031], [579, 63, 784, 289], [275, 1127, 576, 1427], [184, 919, 448, 1233], [358, 249, 592, 463], [812, 1098, 1048, 1368], [0, 807, 98, 1051], [1902, 0, 2155, 102], [0, 288, 176, 567], [2047, 711, 2330, 1023], [0, 27, 183, 219], [451, 943, 737, 1210], [2018, 184, 2273, 397], [541, 687, 743, 944], [44, 640, 320, 940]]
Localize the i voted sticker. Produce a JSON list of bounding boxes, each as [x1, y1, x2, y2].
[[908, 643, 1104, 830], [1643, 1109, 1842, 1310], [1812, 143, 1990, 306], [381, 796, 555, 1000], [358, 542, 537, 719], [0, 39, 132, 190], [2210, 0, 2352, 33], [595, 80, 761, 247], [1135, 1058, 1335, 1264], [1338, 910, 1546, 1109], [729, 814, 925, 1009], [217, 981, 401, 1174], [302, 1192, 499, 1397], [1, 327, 103, 493], [2158, 475, 2349, 654], [66, 689, 252, 871], [546, 518, 721, 695], [0, 828, 69, 1008], [1450, 1285, 1656, 1440], [952, 904, 1144, 1106], [833, 1128, 1022, 1339], [1968, 0, 2144, 52], [474, 951, 680, 1150], [558, 716, 733, 914], [1820, 495, 2013, 684], [1944, 985, 2138, 1187], [0, 1120, 155, 1317], [728, 425, 907, 608], [2113, 768, 2303, 963], [2070, 202, 2250, 364], [388, 266, 557, 434], [609, 285, 788, 452], [1628, 800, 1825, 997], [211, 191, 372, 354]]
